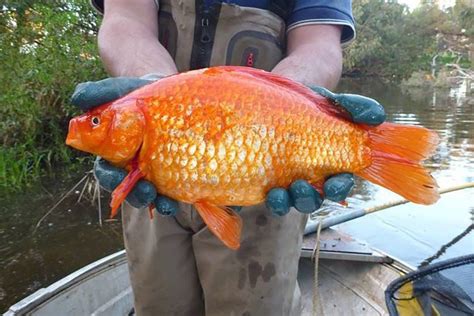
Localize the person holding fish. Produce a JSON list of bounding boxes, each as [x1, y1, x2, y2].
[[67, 0, 438, 315]]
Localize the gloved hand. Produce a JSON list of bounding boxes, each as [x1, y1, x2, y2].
[[71, 76, 385, 217], [265, 86, 386, 216], [71, 74, 179, 216]]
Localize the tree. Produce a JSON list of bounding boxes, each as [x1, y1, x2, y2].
[[344, 0, 439, 79]]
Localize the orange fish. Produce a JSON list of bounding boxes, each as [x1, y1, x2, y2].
[[66, 66, 439, 249]]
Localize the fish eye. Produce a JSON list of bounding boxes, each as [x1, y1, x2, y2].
[[91, 116, 100, 126]]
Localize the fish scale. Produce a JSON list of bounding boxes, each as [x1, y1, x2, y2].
[[66, 66, 439, 249], [134, 68, 370, 206]]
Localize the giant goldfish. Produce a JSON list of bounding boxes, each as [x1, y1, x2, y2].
[[66, 66, 439, 249]]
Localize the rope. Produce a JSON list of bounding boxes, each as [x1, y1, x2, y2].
[[311, 217, 325, 316], [419, 223, 474, 268], [364, 182, 474, 214]]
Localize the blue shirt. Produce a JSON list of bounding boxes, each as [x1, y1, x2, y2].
[[91, 0, 355, 44], [288, 0, 355, 43]]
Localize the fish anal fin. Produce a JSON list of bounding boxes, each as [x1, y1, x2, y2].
[[310, 180, 325, 197], [338, 200, 349, 207], [110, 167, 144, 218], [194, 200, 243, 250], [148, 204, 155, 220]]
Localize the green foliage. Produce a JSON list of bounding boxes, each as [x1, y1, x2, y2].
[[344, 0, 435, 79], [0, 1, 105, 190], [344, 0, 472, 80]]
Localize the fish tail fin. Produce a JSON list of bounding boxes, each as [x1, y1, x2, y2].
[[194, 200, 242, 250], [355, 123, 440, 205]]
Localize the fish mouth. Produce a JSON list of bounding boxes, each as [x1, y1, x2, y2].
[[65, 118, 83, 149]]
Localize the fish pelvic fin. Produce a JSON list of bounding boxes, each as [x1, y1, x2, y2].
[[356, 123, 440, 205], [109, 166, 144, 218], [194, 200, 243, 250]]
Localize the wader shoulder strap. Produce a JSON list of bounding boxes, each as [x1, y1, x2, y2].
[[158, 0, 286, 71]]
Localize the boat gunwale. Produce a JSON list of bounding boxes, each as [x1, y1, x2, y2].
[[4, 250, 128, 315], [5, 224, 421, 315]]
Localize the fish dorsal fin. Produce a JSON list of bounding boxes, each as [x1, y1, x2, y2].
[[109, 163, 144, 218], [214, 66, 351, 121], [194, 200, 243, 250]]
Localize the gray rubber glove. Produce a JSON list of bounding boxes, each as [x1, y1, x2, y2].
[[265, 86, 386, 216], [71, 74, 179, 216]]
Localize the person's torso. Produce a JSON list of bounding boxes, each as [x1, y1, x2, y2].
[[157, 0, 294, 71]]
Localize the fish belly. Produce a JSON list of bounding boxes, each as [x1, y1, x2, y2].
[[137, 69, 370, 205]]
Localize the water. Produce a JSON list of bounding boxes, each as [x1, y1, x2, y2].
[[334, 79, 474, 268], [0, 172, 124, 312], [0, 79, 473, 312]]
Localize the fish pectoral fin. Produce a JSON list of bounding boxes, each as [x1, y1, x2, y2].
[[110, 167, 144, 218], [194, 201, 243, 250]]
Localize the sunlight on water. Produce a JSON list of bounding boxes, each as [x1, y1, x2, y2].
[[392, 113, 421, 124], [334, 79, 474, 268]]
